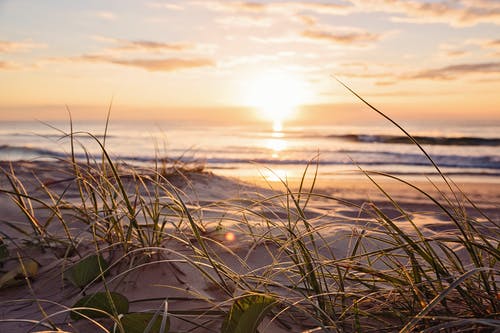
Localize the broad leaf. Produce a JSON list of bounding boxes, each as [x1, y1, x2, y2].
[[64, 254, 109, 288], [119, 312, 169, 333], [71, 291, 129, 320], [222, 294, 276, 333]]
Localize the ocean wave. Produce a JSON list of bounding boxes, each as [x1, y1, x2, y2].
[[1, 144, 499, 171], [204, 156, 500, 170], [329, 134, 500, 146], [0, 144, 68, 158], [1, 133, 112, 139]]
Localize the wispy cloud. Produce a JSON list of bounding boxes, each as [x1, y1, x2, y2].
[[337, 60, 500, 84], [215, 15, 273, 28], [486, 39, 500, 47], [112, 40, 193, 52], [301, 29, 381, 45], [190, 0, 500, 26], [220, 52, 296, 68], [147, 2, 184, 11], [74, 54, 215, 72], [408, 62, 500, 79], [438, 43, 468, 58], [0, 40, 46, 53], [0, 60, 18, 70], [90, 36, 196, 53], [94, 11, 117, 21], [295, 14, 318, 27], [351, 0, 500, 27], [189, 1, 351, 15]]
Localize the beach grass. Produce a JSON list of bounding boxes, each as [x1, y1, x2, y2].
[[0, 97, 498, 332]]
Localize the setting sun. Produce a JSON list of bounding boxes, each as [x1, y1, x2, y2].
[[245, 72, 310, 131]]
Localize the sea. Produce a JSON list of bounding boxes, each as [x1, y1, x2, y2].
[[1, 120, 499, 183]]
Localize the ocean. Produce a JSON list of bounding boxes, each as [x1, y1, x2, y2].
[[1, 120, 499, 183]]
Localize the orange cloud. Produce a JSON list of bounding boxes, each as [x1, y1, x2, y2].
[[301, 29, 381, 45], [78, 54, 215, 72], [0, 40, 46, 53], [0, 60, 18, 70], [336, 60, 500, 84], [147, 2, 184, 10], [409, 62, 500, 80], [90, 36, 196, 54], [190, 0, 500, 26], [113, 40, 193, 52], [351, 0, 500, 27], [95, 11, 117, 21], [486, 39, 500, 47], [190, 1, 351, 15]]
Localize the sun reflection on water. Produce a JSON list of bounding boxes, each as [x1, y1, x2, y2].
[[262, 127, 291, 180], [266, 138, 287, 156], [273, 119, 283, 132]]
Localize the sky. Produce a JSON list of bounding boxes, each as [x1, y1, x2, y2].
[[0, 0, 499, 125]]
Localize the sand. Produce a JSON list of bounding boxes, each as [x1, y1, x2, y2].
[[0, 160, 498, 332]]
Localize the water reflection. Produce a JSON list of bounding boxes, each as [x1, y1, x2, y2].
[[266, 129, 288, 158], [266, 138, 287, 157], [273, 119, 283, 132], [263, 128, 290, 181]]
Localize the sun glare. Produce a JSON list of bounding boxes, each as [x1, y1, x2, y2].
[[245, 72, 309, 130]]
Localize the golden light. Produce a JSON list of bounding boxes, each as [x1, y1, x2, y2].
[[245, 72, 309, 130], [225, 232, 235, 242], [262, 169, 289, 182], [266, 138, 287, 158]]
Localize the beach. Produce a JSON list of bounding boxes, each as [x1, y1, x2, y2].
[[0, 159, 498, 332]]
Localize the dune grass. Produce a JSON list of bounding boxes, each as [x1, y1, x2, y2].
[[0, 92, 498, 332]]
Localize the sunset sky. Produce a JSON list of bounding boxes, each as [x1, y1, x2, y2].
[[1, 0, 499, 124]]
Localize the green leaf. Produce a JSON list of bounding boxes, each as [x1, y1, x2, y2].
[[70, 291, 129, 320], [0, 258, 38, 289], [64, 254, 109, 288], [222, 294, 277, 333], [119, 312, 170, 333]]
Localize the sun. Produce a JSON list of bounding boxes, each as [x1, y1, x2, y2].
[[245, 72, 309, 131]]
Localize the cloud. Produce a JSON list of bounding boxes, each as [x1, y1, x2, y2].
[[336, 60, 500, 84], [147, 2, 184, 10], [444, 49, 467, 57], [291, 2, 352, 15], [408, 62, 500, 79], [301, 29, 381, 45], [189, 1, 351, 15], [295, 14, 318, 27], [113, 40, 193, 52], [485, 39, 500, 47], [189, 0, 499, 26], [438, 43, 468, 58], [220, 52, 296, 68], [95, 11, 117, 21], [215, 15, 273, 28], [0, 60, 18, 70], [90, 36, 196, 53], [350, 0, 500, 27], [76, 54, 215, 72], [0, 40, 46, 53]]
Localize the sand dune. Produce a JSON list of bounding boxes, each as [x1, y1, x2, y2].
[[0, 161, 498, 332]]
